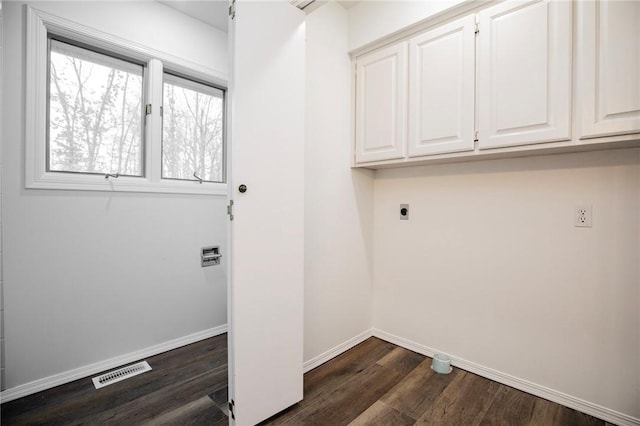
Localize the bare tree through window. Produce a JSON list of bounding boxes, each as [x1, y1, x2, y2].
[[47, 39, 225, 185], [162, 74, 224, 183], [48, 39, 143, 176]]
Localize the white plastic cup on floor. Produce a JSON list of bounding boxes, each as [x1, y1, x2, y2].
[[431, 353, 452, 374]]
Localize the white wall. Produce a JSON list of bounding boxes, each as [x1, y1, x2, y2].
[[1, 1, 228, 392], [347, 1, 640, 420], [29, 1, 228, 77], [373, 148, 640, 418], [347, 0, 465, 51], [304, 2, 375, 363]]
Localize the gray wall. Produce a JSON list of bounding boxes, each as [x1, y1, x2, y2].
[[1, 1, 228, 392]]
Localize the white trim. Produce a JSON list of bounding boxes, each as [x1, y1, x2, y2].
[[27, 6, 227, 85], [303, 329, 373, 373], [25, 176, 229, 196], [24, 6, 228, 196], [372, 328, 640, 426], [25, 6, 48, 192], [0, 324, 227, 404], [0, 0, 4, 394]]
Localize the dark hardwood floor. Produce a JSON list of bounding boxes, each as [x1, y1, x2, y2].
[[261, 338, 611, 426], [1, 334, 229, 425], [1, 335, 611, 426]]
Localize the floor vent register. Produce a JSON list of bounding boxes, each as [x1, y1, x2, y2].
[[92, 361, 152, 389]]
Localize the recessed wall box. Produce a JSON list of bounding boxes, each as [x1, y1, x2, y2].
[[400, 204, 409, 220], [201, 246, 221, 267]]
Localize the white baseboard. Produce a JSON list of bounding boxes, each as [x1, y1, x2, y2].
[[303, 329, 373, 373], [0, 324, 227, 404], [372, 328, 640, 426]]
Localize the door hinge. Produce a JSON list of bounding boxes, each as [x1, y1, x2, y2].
[[475, 21, 479, 34], [474, 131, 479, 142], [229, 0, 236, 20], [229, 399, 235, 420], [227, 200, 234, 221], [145, 104, 152, 115]]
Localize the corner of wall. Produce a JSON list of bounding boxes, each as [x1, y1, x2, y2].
[[371, 149, 640, 419], [303, 0, 375, 363]]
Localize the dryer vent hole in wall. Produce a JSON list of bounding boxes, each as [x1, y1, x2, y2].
[[92, 361, 152, 389], [201, 246, 221, 267]]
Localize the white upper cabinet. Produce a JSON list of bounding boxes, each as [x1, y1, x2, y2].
[[577, 0, 640, 139], [408, 15, 476, 157], [477, 0, 572, 149], [353, 0, 637, 168], [355, 42, 407, 163]]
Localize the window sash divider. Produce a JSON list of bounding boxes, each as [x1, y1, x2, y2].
[[25, 5, 228, 195]]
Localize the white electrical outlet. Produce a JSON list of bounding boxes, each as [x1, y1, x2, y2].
[[575, 205, 592, 227]]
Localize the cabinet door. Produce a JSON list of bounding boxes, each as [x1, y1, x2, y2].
[[355, 42, 407, 163], [477, 0, 572, 149], [408, 15, 475, 157], [577, 0, 640, 139]]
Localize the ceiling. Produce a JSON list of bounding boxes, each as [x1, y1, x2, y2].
[[336, 1, 360, 9], [159, 0, 362, 33], [159, 1, 229, 32]]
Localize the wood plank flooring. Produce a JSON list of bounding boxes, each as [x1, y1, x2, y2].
[[1, 335, 611, 426], [261, 338, 611, 426], [1, 334, 229, 425]]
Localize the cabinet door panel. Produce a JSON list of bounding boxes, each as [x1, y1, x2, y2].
[[478, 0, 572, 149], [408, 15, 475, 157], [578, 0, 640, 139], [355, 43, 407, 163]]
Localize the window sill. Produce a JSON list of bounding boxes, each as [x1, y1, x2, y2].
[[25, 6, 228, 198], [26, 172, 227, 196]]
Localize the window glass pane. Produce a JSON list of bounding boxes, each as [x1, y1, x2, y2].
[[48, 39, 144, 176], [162, 74, 224, 183]]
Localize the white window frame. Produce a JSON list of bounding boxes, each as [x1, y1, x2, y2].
[[161, 72, 226, 183], [25, 6, 228, 195]]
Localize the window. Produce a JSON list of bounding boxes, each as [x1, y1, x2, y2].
[[162, 74, 224, 183], [48, 39, 145, 177], [26, 7, 227, 195]]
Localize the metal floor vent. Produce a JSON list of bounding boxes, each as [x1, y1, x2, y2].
[[92, 361, 152, 389]]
